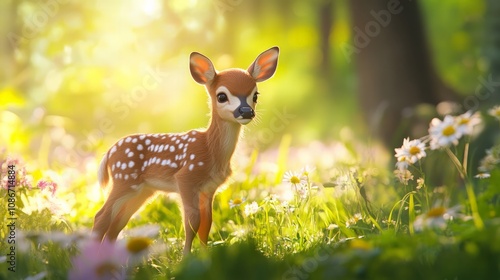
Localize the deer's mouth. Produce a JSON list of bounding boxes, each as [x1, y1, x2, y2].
[[236, 117, 252, 125]]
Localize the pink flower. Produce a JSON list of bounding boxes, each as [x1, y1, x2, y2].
[[1, 157, 33, 189], [37, 179, 58, 196]]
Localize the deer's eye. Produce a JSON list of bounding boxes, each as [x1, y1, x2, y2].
[[253, 92, 259, 103], [217, 93, 228, 103]]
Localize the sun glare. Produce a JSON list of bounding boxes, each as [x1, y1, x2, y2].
[[139, 0, 162, 18]]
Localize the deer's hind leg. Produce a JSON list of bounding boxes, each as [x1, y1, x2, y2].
[[93, 183, 154, 241]]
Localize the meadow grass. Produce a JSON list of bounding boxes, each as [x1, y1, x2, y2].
[[1, 108, 500, 280]]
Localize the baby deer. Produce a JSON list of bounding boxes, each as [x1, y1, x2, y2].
[[92, 47, 279, 254]]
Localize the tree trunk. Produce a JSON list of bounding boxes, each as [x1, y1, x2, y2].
[[319, 0, 334, 77], [348, 0, 460, 148]]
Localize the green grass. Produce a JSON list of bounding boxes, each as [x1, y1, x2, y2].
[[1, 116, 500, 280]]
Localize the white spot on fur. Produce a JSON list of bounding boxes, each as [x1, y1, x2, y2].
[[128, 152, 134, 158], [170, 146, 175, 152], [137, 144, 143, 151], [125, 137, 132, 143], [190, 154, 195, 160], [128, 161, 135, 168], [118, 139, 124, 146], [121, 163, 127, 170], [145, 139, 151, 145], [188, 164, 194, 171], [109, 146, 117, 155]]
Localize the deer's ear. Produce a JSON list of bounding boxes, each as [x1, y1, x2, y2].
[[247, 46, 279, 82], [190, 52, 216, 85]]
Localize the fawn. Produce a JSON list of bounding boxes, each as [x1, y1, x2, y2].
[[92, 47, 279, 254]]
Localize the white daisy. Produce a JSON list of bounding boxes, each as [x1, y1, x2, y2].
[[474, 173, 490, 179], [413, 205, 461, 231], [455, 111, 481, 135], [395, 156, 410, 170], [488, 105, 500, 121], [429, 115, 463, 150], [478, 149, 500, 172], [301, 165, 315, 177], [229, 197, 245, 208], [282, 170, 307, 186], [394, 138, 426, 165], [244, 201, 259, 216]]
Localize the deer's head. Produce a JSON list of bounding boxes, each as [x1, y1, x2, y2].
[[189, 47, 279, 125]]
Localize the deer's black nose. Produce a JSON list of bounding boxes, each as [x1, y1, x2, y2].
[[239, 106, 255, 119]]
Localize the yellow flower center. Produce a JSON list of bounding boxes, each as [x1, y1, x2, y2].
[[350, 239, 371, 250], [290, 176, 301, 184], [426, 207, 446, 218], [409, 146, 421, 155], [442, 125, 456, 136], [95, 262, 119, 276], [232, 198, 242, 205], [458, 118, 469, 125], [126, 237, 152, 254]]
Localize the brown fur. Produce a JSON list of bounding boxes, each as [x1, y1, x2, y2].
[[92, 47, 279, 255]]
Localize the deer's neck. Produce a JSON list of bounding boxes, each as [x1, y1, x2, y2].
[[206, 116, 242, 167]]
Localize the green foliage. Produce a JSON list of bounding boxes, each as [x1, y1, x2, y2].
[[1, 126, 500, 279], [0, 0, 498, 279]]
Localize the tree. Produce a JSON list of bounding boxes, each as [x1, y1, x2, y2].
[[347, 0, 460, 148]]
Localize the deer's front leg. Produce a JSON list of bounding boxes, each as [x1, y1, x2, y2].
[[180, 186, 201, 255], [198, 192, 214, 247]]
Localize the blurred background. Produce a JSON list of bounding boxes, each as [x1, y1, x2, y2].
[[1, 0, 498, 171]]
